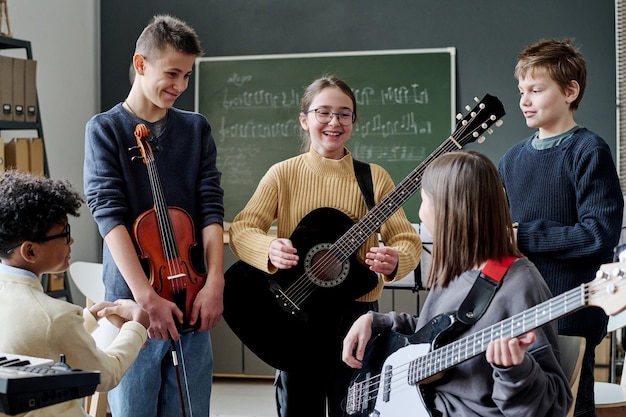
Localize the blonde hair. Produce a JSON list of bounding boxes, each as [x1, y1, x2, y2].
[[515, 38, 586, 111]]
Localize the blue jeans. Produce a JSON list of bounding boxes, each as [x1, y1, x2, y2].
[[108, 331, 213, 417]]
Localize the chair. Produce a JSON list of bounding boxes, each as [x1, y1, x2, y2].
[[595, 378, 626, 417], [558, 335, 586, 417], [594, 310, 626, 417], [69, 261, 117, 417]]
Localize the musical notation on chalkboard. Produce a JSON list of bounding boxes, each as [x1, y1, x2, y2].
[[196, 49, 455, 221]]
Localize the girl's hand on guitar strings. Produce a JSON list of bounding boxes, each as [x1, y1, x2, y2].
[[485, 331, 536, 368], [268, 238, 299, 269], [365, 246, 398, 276], [342, 313, 374, 369]]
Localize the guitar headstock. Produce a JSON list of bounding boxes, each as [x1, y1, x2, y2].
[[589, 262, 626, 316], [453, 94, 505, 147]]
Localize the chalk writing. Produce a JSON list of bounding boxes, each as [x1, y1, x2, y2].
[[351, 142, 428, 163], [222, 88, 300, 110], [355, 113, 432, 138], [380, 85, 429, 105], [227, 72, 253, 86], [217, 117, 301, 142]]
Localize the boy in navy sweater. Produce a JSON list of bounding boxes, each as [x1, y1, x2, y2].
[[498, 38, 623, 417]]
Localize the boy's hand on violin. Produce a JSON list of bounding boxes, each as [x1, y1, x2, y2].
[[190, 280, 224, 332], [141, 292, 184, 341]]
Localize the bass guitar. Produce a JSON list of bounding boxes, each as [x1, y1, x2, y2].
[[344, 262, 626, 417], [223, 94, 505, 371]]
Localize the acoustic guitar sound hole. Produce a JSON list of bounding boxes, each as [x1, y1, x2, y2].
[[304, 243, 350, 288]]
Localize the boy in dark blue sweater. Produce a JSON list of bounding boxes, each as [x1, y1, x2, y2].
[[498, 38, 623, 417], [84, 14, 224, 417]]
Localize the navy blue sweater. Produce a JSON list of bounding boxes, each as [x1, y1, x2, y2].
[[84, 104, 224, 301], [498, 127, 623, 345]]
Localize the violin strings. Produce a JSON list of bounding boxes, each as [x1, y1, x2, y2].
[[145, 150, 185, 294]]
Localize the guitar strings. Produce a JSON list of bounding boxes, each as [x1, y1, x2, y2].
[[283, 104, 493, 307], [346, 274, 624, 410], [285, 116, 482, 307]]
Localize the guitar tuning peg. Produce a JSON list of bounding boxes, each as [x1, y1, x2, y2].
[[128, 145, 139, 151], [477, 136, 486, 143], [495, 120, 504, 127], [456, 113, 463, 120], [596, 270, 609, 279], [465, 104, 471, 111], [487, 128, 494, 135], [611, 268, 625, 279], [131, 155, 144, 162], [474, 97, 480, 102]]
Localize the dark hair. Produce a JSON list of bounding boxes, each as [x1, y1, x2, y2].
[[135, 14, 203, 61], [515, 38, 586, 110], [421, 151, 520, 288], [0, 170, 83, 258], [298, 75, 357, 152]]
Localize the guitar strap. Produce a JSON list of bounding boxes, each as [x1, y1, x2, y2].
[[456, 255, 518, 326], [353, 159, 375, 210]]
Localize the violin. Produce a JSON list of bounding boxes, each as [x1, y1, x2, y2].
[[131, 124, 206, 333]]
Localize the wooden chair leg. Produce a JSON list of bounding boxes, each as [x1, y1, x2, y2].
[[87, 391, 108, 417]]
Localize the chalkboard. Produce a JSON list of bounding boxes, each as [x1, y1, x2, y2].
[[195, 49, 455, 222]]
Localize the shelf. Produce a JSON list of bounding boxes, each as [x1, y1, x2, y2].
[[0, 36, 33, 58], [0, 121, 40, 130], [0, 36, 65, 300]]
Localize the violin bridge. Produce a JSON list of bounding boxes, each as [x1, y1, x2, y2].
[[168, 273, 187, 280]]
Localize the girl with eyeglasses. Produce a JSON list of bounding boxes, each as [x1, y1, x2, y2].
[[228, 75, 421, 417]]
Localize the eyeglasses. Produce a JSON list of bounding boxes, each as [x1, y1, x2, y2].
[[306, 108, 355, 126], [5, 224, 72, 254], [36, 223, 72, 245]]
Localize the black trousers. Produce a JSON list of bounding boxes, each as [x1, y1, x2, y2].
[[275, 300, 377, 417]]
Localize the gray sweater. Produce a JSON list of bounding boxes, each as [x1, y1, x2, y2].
[[371, 257, 572, 417]]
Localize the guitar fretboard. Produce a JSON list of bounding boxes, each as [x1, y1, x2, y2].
[[407, 283, 588, 384], [330, 102, 500, 263]]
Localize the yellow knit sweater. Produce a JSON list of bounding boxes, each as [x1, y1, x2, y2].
[[229, 149, 421, 302]]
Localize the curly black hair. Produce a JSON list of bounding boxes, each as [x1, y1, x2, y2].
[[0, 170, 84, 258]]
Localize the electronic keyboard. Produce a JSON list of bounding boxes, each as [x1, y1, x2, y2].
[[0, 353, 100, 415]]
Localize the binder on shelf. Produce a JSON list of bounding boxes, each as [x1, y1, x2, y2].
[[0, 56, 12, 122], [24, 59, 37, 123], [4, 138, 29, 173], [11, 57, 25, 122], [0, 138, 4, 174], [28, 138, 44, 176]]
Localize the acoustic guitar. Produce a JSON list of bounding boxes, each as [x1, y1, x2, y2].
[[223, 94, 506, 371]]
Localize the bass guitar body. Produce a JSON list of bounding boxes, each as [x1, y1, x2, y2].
[[223, 207, 379, 371], [344, 313, 457, 417]]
